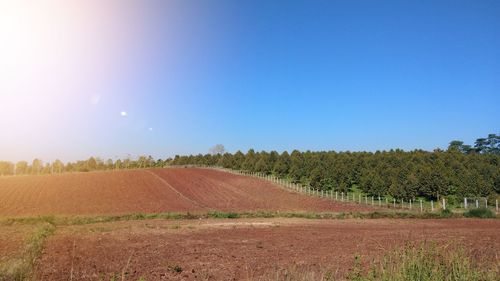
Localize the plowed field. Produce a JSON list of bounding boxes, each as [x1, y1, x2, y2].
[[34, 218, 500, 280], [0, 168, 376, 217]]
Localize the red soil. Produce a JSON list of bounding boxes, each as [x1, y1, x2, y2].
[[0, 225, 37, 263], [35, 218, 500, 280], [0, 168, 376, 217], [0, 170, 201, 217]]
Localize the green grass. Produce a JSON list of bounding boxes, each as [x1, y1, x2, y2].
[[0, 223, 56, 281], [464, 208, 496, 218], [207, 211, 240, 218], [355, 242, 499, 281], [1, 209, 497, 228], [251, 242, 498, 281]]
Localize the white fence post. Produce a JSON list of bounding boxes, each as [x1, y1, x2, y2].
[[476, 199, 479, 208], [464, 198, 468, 209], [496, 200, 498, 213], [336, 191, 338, 201], [409, 199, 412, 210], [393, 198, 396, 208], [420, 200, 423, 213], [442, 198, 446, 210], [378, 196, 381, 206], [431, 200, 434, 211], [371, 196, 374, 206], [341, 192, 344, 202]]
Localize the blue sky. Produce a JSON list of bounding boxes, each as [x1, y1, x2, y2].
[[0, 0, 499, 162]]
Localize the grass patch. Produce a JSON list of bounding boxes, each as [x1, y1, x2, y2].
[[252, 242, 498, 281], [356, 242, 499, 281], [0, 223, 56, 281], [207, 211, 240, 219], [440, 208, 454, 218], [1, 209, 497, 228], [464, 208, 496, 218]]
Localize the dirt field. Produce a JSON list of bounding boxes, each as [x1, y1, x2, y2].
[[0, 224, 37, 264], [0, 168, 377, 217], [34, 218, 499, 280]]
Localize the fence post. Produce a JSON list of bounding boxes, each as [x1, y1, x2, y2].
[[336, 192, 338, 201], [464, 197, 467, 209], [431, 200, 434, 212], [393, 198, 396, 208], [496, 200, 498, 213], [359, 194, 362, 204], [402, 199, 404, 209], [378, 196, 381, 206], [442, 198, 446, 210], [476, 199, 479, 208], [485, 198, 488, 208], [341, 192, 344, 202], [420, 200, 423, 213], [409, 199, 412, 210], [371, 196, 374, 206]]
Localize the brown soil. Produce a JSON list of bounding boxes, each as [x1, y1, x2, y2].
[[0, 224, 37, 263], [35, 218, 500, 280], [0, 168, 377, 217]]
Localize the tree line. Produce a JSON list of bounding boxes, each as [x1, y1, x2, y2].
[[172, 134, 499, 203], [0, 156, 170, 176], [1, 134, 498, 203]]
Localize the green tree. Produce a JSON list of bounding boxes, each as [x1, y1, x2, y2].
[[15, 161, 28, 175], [242, 149, 257, 171], [86, 157, 97, 171], [273, 151, 290, 177], [31, 159, 42, 175]]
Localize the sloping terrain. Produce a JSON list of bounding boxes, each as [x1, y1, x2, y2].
[[0, 168, 376, 217], [0, 170, 201, 217]]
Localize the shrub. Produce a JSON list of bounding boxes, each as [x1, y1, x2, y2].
[[464, 208, 495, 218], [440, 208, 453, 218]]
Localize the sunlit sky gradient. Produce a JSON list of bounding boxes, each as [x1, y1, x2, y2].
[[1, 0, 499, 162]]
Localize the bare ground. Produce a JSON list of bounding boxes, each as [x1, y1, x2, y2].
[[34, 218, 500, 281], [0, 168, 378, 217]]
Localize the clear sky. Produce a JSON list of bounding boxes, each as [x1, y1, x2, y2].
[[0, 0, 499, 162]]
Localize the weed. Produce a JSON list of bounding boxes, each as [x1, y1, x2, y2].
[[207, 211, 240, 219], [0, 223, 56, 281], [167, 265, 183, 274], [362, 242, 499, 281], [440, 208, 453, 218], [464, 208, 495, 218]]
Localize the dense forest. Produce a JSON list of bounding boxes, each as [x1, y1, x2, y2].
[[171, 134, 500, 203], [0, 134, 498, 203]]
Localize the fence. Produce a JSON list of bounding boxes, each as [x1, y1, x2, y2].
[[174, 165, 499, 214]]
